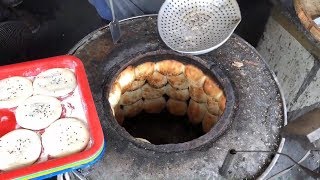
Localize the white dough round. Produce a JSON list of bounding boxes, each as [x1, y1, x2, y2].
[[0, 129, 41, 171], [16, 95, 62, 130], [33, 68, 77, 97], [42, 118, 90, 158], [0, 76, 33, 108]]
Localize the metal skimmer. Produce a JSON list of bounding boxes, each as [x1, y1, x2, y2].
[[157, 0, 241, 55]]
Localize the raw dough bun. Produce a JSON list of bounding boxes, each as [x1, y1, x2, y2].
[[141, 84, 166, 99], [187, 99, 206, 124], [116, 66, 135, 92], [155, 60, 185, 76], [108, 82, 121, 108], [123, 99, 143, 117], [119, 88, 142, 105], [147, 71, 167, 88], [134, 62, 155, 80], [0, 129, 41, 171], [167, 74, 189, 90], [166, 99, 187, 116], [127, 80, 145, 91], [166, 84, 189, 101], [42, 118, 90, 158], [203, 78, 223, 101], [143, 97, 166, 113], [113, 105, 124, 125], [189, 85, 207, 103], [16, 95, 62, 130], [202, 112, 218, 133], [185, 65, 206, 87], [0, 76, 33, 108], [207, 97, 220, 115], [33, 68, 77, 97]]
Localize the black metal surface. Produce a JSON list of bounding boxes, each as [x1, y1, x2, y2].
[[69, 15, 285, 179], [0, 20, 31, 53], [219, 149, 237, 177]]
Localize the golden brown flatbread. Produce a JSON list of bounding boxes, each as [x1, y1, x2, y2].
[[187, 99, 206, 124], [127, 80, 145, 91], [166, 84, 190, 101], [108, 82, 121, 108], [155, 60, 185, 76], [167, 74, 189, 90], [202, 112, 218, 133], [203, 78, 223, 101], [218, 95, 226, 114], [116, 66, 135, 92], [135, 138, 151, 143], [134, 62, 155, 80], [166, 98, 187, 116], [206, 97, 220, 115], [119, 88, 142, 105], [147, 71, 167, 88], [185, 65, 206, 87], [123, 99, 143, 117], [141, 84, 166, 99], [143, 97, 166, 113], [189, 85, 207, 103]]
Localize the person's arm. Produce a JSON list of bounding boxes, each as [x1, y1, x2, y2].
[[88, 0, 112, 21], [89, 0, 164, 21]]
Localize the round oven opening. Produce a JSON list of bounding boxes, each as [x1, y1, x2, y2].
[[107, 53, 227, 145]]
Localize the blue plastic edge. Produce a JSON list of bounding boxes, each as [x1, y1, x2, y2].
[[31, 141, 106, 180]]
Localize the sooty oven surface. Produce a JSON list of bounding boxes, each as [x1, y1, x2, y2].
[[69, 15, 286, 179]]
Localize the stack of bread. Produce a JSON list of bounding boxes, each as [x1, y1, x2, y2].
[[108, 60, 226, 133], [0, 68, 90, 171]]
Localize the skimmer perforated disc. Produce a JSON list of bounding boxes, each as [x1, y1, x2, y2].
[[158, 0, 241, 55]]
